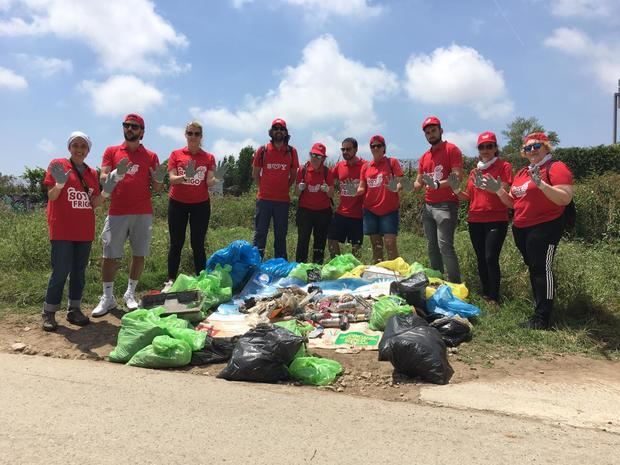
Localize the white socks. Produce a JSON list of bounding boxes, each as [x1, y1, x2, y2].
[[127, 279, 138, 294], [103, 282, 114, 299]]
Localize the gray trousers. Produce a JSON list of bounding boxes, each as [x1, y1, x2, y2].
[[422, 202, 461, 283]]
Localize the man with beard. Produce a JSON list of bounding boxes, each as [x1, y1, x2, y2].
[[92, 114, 166, 317], [327, 137, 366, 259], [414, 116, 464, 283], [252, 118, 299, 259]]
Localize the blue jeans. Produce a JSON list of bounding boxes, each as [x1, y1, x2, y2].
[[44, 240, 92, 312], [253, 199, 290, 259], [363, 209, 399, 235]]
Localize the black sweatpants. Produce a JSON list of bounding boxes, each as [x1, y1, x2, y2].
[[468, 221, 508, 301], [295, 207, 332, 264], [512, 216, 564, 323], [168, 198, 211, 279]]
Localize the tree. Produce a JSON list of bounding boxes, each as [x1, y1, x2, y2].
[[237, 145, 255, 193], [22, 166, 47, 199], [0, 172, 19, 195], [502, 117, 560, 163]]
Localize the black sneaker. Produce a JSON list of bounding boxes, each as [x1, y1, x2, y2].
[[519, 316, 550, 331], [42, 311, 58, 332], [67, 308, 90, 326]]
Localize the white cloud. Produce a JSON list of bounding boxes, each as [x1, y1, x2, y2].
[[210, 138, 260, 160], [157, 125, 186, 145], [37, 138, 56, 154], [549, 0, 617, 18], [81, 75, 164, 117], [0, 66, 27, 89], [404, 45, 513, 120], [545, 28, 620, 89], [0, 0, 188, 75], [231, 0, 383, 19], [443, 130, 480, 157], [193, 34, 398, 137], [14, 54, 72, 77]]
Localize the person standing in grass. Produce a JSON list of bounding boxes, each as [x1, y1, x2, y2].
[[294, 142, 334, 264], [163, 121, 222, 292], [447, 132, 513, 305], [92, 114, 166, 317], [41, 131, 105, 331], [485, 132, 573, 330]]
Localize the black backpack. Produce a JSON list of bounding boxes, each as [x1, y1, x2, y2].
[[546, 161, 576, 231], [258, 144, 293, 167]]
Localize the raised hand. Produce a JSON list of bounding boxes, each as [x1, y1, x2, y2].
[[528, 166, 543, 187], [184, 159, 197, 180], [215, 160, 228, 180], [150, 163, 167, 184], [473, 169, 484, 188], [341, 179, 358, 196], [102, 174, 118, 196], [422, 173, 438, 189], [447, 172, 461, 194], [482, 175, 502, 193], [386, 175, 398, 193], [400, 177, 413, 192], [51, 162, 71, 187]]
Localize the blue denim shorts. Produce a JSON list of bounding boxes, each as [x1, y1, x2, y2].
[[363, 209, 399, 235]]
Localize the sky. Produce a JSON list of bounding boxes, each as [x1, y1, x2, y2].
[[1, 0, 619, 176]]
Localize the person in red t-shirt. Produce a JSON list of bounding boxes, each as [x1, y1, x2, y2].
[[485, 132, 573, 330], [447, 132, 513, 304], [92, 113, 166, 317], [414, 116, 464, 283], [252, 118, 299, 259], [164, 121, 218, 290], [41, 131, 104, 331], [294, 142, 334, 264], [328, 137, 366, 259], [358, 135, 405, 263]]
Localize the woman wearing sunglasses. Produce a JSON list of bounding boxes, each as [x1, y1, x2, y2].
[[484, 132, 573, 329], [447, 132, 512, 306], [294, 142, 334, 264], [164, 121, 217, 290]]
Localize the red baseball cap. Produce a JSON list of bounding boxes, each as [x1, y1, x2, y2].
[[370, 135, 385, 146], [523, 132, 549, 144], [422, 116, 441, 130], [124, 113, 144, 128], [309, 142, 327, 157], [477, 131, 497, 146], [271, 118, 287, 129]]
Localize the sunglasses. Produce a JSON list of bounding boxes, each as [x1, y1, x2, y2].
[[478, 143, 496, 151], [370, 144, 384, 149], [186, 131, 202, 137], [272, 126, 286, 131], [309, 153, 323, 159], [122, 122, 141, 130], [523, 143, 543, 153]]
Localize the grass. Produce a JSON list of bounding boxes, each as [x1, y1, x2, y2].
[[1, 193, 619, 362]]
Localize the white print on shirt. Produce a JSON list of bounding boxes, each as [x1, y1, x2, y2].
[[511, 181, 530, 198], [307, 184, 324, 193], [178, 165, 207, 186], [266, 163, 289, 171], [126, 164, 139, 176], [341, 179, 360, 197], [67, 187, 93, 209], [367, 174, 384, 189], [429, 165, 443, 181]]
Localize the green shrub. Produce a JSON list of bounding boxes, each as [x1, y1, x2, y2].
[[554, 145, 620, 180]]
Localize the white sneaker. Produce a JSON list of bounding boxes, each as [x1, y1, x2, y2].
[[123, 291, 139, 310], [91, 295, 117, 317], [161, 279, 174, 293]]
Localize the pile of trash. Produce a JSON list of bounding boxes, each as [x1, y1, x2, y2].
[[108, 240, 480, 386]]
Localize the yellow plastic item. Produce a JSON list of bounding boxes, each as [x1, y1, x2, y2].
[[425, 278, 469, 301], [339, 265, 367, 279], [375, 257, 411, 276]]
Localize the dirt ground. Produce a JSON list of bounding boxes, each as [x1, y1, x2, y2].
[[2, 310, 619, 403]]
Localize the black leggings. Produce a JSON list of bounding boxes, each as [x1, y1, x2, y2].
[[168, 198, 211, 278], [512, 216, 564, 323], [468, 221, 508, 301], [296, 207, 332, 264]]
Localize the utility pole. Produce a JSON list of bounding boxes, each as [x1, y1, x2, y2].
[[614, 79, 620, 144]]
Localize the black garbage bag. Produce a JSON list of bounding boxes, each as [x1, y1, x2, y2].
[[190, 337, 237, 366], [217, 324, 303, 383], [430, 316, 472, 347], [379, 321, 453, 385], [389, 272, 429, 308], [378, 313, 429, 361]]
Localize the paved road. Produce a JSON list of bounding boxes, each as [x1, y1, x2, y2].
[[2, 353, 619, 465]]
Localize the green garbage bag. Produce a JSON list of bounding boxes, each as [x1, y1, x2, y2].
[[321, 254, 362, 280], [289, 263, 321, 282], [169, 273, 199, 292], [127, 335, 192, 368], [108, 309, 165, 363], [274, 320, 314, 359], [409, 262, 443, 279], [166, 326, 207, 351], [369, 295, 413, 331], [288, 357, 343, 386], [170, 266, 233, 311]]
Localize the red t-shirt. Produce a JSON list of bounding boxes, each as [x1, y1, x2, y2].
[[168, 148, 216, 204], [296, 163, 334, 211], [44, 158, 101, 241], [253, 142, 299, 202], [332, 159, 365, 219], [418, 141, 464, 203], [511, 160, 573, 228], [466, 159, 513, 223], [102, 143, 159, 216], [360, 156, 403, 216]]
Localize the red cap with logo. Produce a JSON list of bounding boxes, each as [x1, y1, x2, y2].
[[271, 118, 287, 129], [370, 135, 385, 146], [422, 116, 441, 130], [477, 131, 497, 146], [523, 132, 549, 144], [309, 142, 327, 157], [124, 113, 145, 129]]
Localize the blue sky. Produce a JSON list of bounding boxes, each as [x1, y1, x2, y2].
[[1, 0, 619, 176]]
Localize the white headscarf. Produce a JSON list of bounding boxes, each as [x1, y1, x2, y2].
[[67, 131, 92, 150]]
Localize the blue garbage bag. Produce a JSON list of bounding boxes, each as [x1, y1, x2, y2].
[[206, 240, 261, 292], [427, 285, 480, 319], [259, 258, 297, 277]]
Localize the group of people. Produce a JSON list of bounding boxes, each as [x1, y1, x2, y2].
[[41, 113, 573, 334]]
